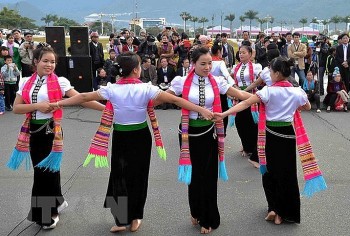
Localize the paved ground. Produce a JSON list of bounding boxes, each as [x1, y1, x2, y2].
[[1, 105, 350, 236]]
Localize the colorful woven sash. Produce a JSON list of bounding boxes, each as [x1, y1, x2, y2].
[[258, 80, 327, 197], [229, 61, 259, 126], [179, 69, 228, 185], [84, 78, 166, 168], [7, 73, 63, 172]]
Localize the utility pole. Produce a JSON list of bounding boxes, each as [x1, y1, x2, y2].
[[220, 11, 224, 34]]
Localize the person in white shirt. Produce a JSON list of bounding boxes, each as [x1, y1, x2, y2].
[[231, 45, 262, 168], [167, 47, 253, 234], [215, 56, 311, 225], [10, 45, 104, 229], [50, 52, 213, 233]]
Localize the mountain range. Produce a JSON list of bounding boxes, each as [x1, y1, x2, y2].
[[1, 0, 349, 31]]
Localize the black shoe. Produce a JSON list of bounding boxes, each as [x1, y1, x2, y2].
[[5, 107, 12, 111]]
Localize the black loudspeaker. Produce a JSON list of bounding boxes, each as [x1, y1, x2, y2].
[[55, 56, 68, 78], [67, 56, 93, 92], [69, 26, 89, 56], [45, 26, 66, 57]]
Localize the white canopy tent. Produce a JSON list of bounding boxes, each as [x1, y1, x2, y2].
[[206, 26, 231, 36], [235, 25, 261, 36], [292, 27, 319, 36], [264, 26, 291, 35]]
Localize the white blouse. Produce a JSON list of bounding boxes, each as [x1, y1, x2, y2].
[[169, 74, 230, 119], [260, 67, 272, 86], [211, 60, 235, 86], [17, 75, 72, 119], [98, 82, 161, 124], [256, 86, 308, 122], [232, 62, 262, 87]]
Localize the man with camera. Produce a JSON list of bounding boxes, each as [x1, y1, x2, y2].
[[137, 35, 159, 66], [315, 35, 329, 95], [19, 32, 38, 77]]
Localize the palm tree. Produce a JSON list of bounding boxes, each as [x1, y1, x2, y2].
[[330, 15, 342, 32], [41, 14, 59, 26], [299, 18, 308, 31], [321, 19, 330, 36], [180, 12, 191, 33], [198, 17, 209, 35], [41, 14, 52, 26], [224, 13, 235, 35], [257, 18, 266, 31], [342, 16, 350, 32], [243, 10, 259, 33], [310, 17, 318, 32], [239, 15, 245, 37], [190, 16, 199, 37]]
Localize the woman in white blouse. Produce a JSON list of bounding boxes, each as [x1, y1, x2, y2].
[[51, 52, 213, 233], [231, 45, 262, 168], [215, 56, 311, 225], [168, 47, 252, 234], [12, 45, 104, 229]]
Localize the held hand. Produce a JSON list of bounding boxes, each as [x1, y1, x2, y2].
[[37, 101, 54, 113], [213, 112, 224, 122], [200, 108, 214, 121]]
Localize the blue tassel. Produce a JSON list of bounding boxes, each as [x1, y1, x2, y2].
[[35, 152, 62, 172], [219, 161, 229, 181], [302, 175, 327, 198], [229, 115, 235, 127], [260, 165, 267, 175], [252, 111, 259, 124], [178, 165, 192, 185], [7, 148, 31, 171]]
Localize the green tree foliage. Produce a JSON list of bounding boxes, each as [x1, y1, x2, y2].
[[0, 7, 36, 29], [53, 17, 80, 30], [243, 10, 259, 33], [225, 14, 235, 34]]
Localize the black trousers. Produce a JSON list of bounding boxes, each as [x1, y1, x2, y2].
[[178, 124, 220, 230], [235, 106, 258, 162], [4, 83, 16, 109], [104, 127, 152, 226], [27, 122, 64, 226], [263, 125, 300, 223], [339, 66, 350, 92], [220, 94, 229, 135]]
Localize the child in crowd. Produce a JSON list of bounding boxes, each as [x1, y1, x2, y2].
[[94, 68, 111, 91], [0, 46, 9, 68], [103, 49, 118, 83], [0, 72, 4, 114], [323, 67, 348, 112], [303, 70, 321, 113], [1, 55, 20, 111]]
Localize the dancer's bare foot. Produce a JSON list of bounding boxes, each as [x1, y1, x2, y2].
[[265, 211, 276, 221], [110, 226, 127, 233], [274, 215, 282, 225], [239, 146, 244, 152], [248, 159, 260, 168], [130, 219, 142, 232], [200, 227, 212, 234], [191, 216, 199, 225]]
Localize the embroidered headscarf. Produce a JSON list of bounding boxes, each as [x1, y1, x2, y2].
[[83, 78, 166, 168], [257, 80, 327, 198], [7, 73, 63, 172], [230, 61, 259, 126], [178, 69, 228, 185]]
